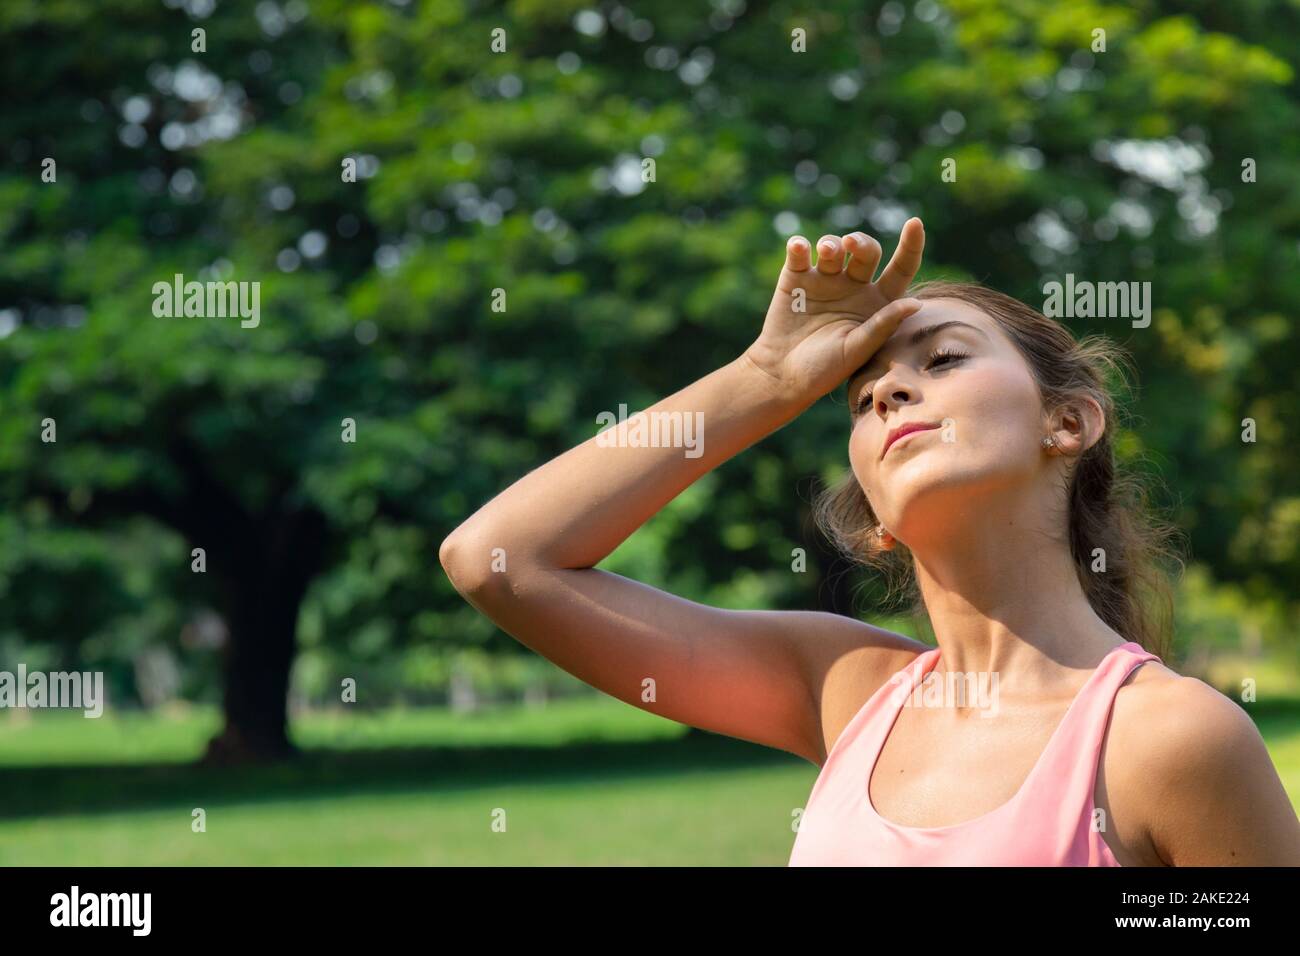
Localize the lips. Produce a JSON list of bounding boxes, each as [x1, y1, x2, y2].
[[881, 422, 940, 459]]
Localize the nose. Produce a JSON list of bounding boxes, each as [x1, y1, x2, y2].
[[870, 363, 917, 416]]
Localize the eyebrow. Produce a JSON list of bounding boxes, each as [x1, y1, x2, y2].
[[846, 320, 991, 397]]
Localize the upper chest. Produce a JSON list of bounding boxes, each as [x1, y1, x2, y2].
[[820, 652, 1167, 866]]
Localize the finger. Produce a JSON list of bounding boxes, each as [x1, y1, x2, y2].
[[843, 232, 882, 283], [784, 235, 812, 273], [815, 234, 844, 275], [843, 297, 923, 370], [876, 217, 925, 299]]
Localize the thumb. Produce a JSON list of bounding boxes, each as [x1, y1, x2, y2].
[[843, 298, 922, 371]]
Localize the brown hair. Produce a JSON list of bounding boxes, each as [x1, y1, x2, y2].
[[812, 279, 1184, 660]]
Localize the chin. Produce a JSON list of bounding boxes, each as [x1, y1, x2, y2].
[[864, 448, 1031, 530]]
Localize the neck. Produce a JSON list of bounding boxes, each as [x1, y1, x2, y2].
[[903, 489, 1125, 692]]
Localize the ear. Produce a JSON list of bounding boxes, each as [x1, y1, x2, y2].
[[1046, 396, 1105, 456]]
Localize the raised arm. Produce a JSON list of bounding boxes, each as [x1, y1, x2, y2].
[[439, 222, 928, 763]]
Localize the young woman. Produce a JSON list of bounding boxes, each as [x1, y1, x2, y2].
[[439, 219, 1300, 866]]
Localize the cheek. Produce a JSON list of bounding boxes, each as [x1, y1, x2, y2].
[[848, 420, 879, 492], [951, 365, 1042, 453]]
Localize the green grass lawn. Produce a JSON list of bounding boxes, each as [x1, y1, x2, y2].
[[0, 698, 817, 865], [1, 693, 1298, 865]]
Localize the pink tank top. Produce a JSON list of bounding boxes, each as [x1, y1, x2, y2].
[[789, 640, 1160, 866]]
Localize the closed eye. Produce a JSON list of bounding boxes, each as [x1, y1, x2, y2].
[[853, 347, 971, 414]]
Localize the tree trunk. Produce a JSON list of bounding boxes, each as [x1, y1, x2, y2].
[[200, 508, 327, 766], [201, 583, 302, 764]]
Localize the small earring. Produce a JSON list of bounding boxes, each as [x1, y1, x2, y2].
[[875, 526, 887, 538], [1041, 435, 1056, 449]]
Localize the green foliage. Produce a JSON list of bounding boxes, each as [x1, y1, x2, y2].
[[2, 0, 1299, 707]]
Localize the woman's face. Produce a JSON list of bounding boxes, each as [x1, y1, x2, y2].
[[846, 298, 1049, 542]]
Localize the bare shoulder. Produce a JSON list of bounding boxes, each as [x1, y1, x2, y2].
[[789, 612, 930, 766], [1111, 662, 1267, 781], [1107, 659, 1300, 865], [1107, 660, 1227, 774]]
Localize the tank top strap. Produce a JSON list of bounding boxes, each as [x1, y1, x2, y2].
[[1020, 641, 1162, 817], [844, 647, 944, 766]]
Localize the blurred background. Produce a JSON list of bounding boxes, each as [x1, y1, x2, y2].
[[1, 0, 1298, 864]]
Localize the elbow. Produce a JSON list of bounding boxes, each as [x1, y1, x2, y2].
[[441, 517, 558, 602], [439, 530, 489, 596], [439, 526, 525, 599]]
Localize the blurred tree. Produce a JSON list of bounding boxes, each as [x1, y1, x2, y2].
[[2, 0, 1297, 761]]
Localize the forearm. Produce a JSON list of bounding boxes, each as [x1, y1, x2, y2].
[[440, 354, 813, 580]]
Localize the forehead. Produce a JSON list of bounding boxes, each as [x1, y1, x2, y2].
[[847, 298, 1001, 391]]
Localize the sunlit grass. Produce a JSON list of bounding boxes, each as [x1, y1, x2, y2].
[[1, 689, 1297, 865]]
